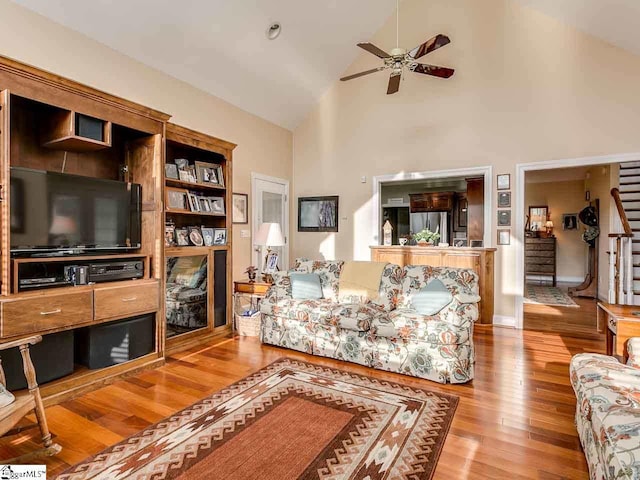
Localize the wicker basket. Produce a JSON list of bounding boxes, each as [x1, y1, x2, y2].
[[235, 312, 261, 337]]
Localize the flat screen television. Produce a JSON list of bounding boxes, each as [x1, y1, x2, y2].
[[10, 167, 141, 255]]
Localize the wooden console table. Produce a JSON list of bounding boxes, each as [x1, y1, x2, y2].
[[597, 302, 640, 361]]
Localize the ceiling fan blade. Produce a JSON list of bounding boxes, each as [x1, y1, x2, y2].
[[387, 72, 401, 94], [408, 34, 451, 60], [411, 63, 455, 78], [340, 66, 385, 82], [357, 42, 390, 59]]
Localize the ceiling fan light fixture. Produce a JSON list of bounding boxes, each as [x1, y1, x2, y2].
[[266, 22, 282, 40]]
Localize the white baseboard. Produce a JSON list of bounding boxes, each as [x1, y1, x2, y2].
[[526, 275, 584, 283], [493, 315, 517, 328]]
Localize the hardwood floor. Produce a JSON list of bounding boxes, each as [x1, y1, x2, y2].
[[0, 327, 603, 479], [524, 285, 603, 341]]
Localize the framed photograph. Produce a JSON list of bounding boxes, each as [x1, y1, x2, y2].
[[165, 163, 179, 180], [201, 227, 215, 246], [166, 187, 190, 212], [497, 174, 510, 190], [454, 239, 468, 247], [188, 193, 200, 212], [209, 196, 225, 214], [563, 213, 578, 230], [497, 210, 511, 227], [470, 240, 484, 248], [195, 161, 220, 186], [233, 193, 248, 224], [175, 228, 189, 246], [265, 251, 279, 273], [214, 164, 225, 187], [497, 191, 511, 208], [198, 197, 211, 212], [188, 226, 204, 246], [213, 228, 227, 245], [174, 158, 189, 170], [298, 196, 339, 232], [497, 229, 511, 245], [165, 223, 176, 247], [178, 165, 197, 184]]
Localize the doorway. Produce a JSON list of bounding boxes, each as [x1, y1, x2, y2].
[[251, 173, 290, 273]]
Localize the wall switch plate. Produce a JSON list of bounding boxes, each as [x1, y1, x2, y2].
[[361, 176, 367, 183], [240, 229, 251, 238]]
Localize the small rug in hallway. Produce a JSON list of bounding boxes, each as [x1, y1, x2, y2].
[[524, 285, 579, 307], [57, 358, 458, 480]]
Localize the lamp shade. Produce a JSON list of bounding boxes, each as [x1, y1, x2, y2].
[[545, 220, 554, 228], [255, 222, 285, 247]]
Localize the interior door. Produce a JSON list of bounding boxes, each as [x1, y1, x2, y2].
[[252, 174, 289, 273]]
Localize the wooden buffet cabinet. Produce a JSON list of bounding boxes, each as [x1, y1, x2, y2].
[[371, 246, 496, 324], [0, 55, 235, 405]]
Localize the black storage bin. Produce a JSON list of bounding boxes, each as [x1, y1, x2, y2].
[[75, 314, 155, 370], [0, 330, 74, 391]]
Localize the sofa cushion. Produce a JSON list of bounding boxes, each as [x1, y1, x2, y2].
[[293, 258, 344, 301], [290, 273, 323, 300], [260, 298, 335, 324], [411, 279, 453, 315], [399, 265, 480, 309], [330, 303, 387, 332], [371, 309, 469, 344]]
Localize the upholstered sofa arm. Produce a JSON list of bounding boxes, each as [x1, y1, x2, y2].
[[453, 290, 481, 305], [628, 337, 640, 368]]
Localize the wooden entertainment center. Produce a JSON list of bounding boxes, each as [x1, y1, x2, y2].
[[0, 56, 235, 405]]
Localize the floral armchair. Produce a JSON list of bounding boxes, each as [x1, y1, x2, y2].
[[570, 340, 640, 480]]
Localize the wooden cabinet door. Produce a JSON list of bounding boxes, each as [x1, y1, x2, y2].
[[454, 193, 468, 231], [466, 177, 484, 242], [430, 193, 453, 211]]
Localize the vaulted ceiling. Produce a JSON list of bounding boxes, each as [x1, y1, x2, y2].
[[12, 0, 640, 131]]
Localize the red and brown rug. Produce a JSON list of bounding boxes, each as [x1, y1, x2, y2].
[[57, 358, 458, 480]]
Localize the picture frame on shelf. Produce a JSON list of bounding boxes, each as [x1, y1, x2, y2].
[[201, 227, 215, 246], [298, 195, 339, 232], [174, 158, 189, 170], [178, 165, 198, 184], [195, 161, 220, 186], [497, 229, 510, 245], [165, 223, 176, 247], [265, 251, 279, 273], [213, 228, 227, 245], [209, 196, 225, 214], [188, 193, 200, 212], [198, 197, 211, 212], [497, 210, 511, 227], [175, 228, 189, 246], [165, 163, 179, 180], [188, 226, 204, 247], [166, 187, 190, 212], [454, 239, 468, 247], [497, 174, 510, 190], [497, 191, 511, 208], [233, 193, 248, 224]]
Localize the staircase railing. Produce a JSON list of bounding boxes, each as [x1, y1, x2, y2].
[[610, 188, 634, 304]]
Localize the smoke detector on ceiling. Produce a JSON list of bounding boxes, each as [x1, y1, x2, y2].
[[266, 22, 282, 40]]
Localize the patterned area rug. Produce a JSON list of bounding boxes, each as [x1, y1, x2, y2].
[[57, 358, 458, 480], [524, 285, 579, 307]]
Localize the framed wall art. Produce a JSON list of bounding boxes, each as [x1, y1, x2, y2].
[[233, 193, 248, 224], [497, 174, 510, 190], [497, 229, 511, 245], [497, 210, 511, 227], [497, 191, 511, 208], [298, 196, 339, 232]]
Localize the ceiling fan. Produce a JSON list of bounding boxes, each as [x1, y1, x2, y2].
[[340, 0, 455, 94]]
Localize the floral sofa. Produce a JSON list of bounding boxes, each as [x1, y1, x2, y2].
[[260, 258, 481, 384], [570, 338, 640, 480]]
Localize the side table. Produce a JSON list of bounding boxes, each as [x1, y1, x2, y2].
[[233, 281, 271, 337], [597, 302, 640, 362]]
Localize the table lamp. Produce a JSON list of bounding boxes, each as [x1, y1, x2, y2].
[[545, 220, 554, 236], [254, 222, 285, 282]]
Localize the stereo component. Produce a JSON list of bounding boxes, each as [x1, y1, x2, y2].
[[88, 260, 144, 283]]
